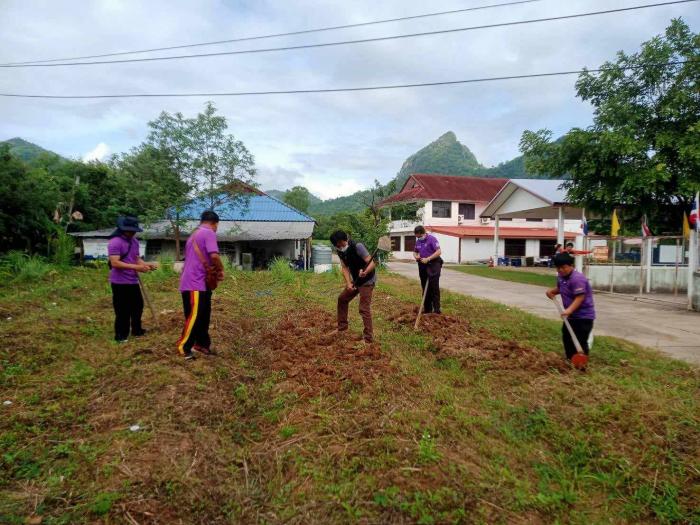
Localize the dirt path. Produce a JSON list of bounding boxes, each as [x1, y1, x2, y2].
[[389, 261, 700, 366]]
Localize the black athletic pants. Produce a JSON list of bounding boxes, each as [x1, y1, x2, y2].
[[562, 318, 594, 360], [177, 290, 212, 355], [418, 263, 441, 314], [111, 283, 144, 341]]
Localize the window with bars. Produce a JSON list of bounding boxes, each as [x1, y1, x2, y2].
[[390, 236, 401, 251], [458, 203, 475, 220], [432, 201, 452, 218]]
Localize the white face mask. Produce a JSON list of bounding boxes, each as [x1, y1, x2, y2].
[[418, 235, 426, 241], [337, 245, 348, 253]]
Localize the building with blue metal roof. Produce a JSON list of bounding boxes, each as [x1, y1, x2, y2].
[[72, 191, 316, 270]]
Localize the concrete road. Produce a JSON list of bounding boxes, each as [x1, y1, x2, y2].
[[388, 262, 700, 366]]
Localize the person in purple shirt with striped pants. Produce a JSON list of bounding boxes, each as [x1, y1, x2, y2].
[[546, 252, 596, 361], [177, 210, 225, 360], [107, 216, 156, 343]]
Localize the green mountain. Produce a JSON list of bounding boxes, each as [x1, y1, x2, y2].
[[395, 131, 484, 188], [298, 131, 547, 216], [1, 137, 63, 163]]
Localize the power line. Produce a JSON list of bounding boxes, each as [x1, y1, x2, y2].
[[0, 61, 689, 99], [1, 0, 696, 68], [2, 0, 544, 66]]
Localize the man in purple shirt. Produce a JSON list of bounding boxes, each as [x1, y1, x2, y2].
[[107, 216, 155, 343], [546, 252, 596, 361], [413, 226, 443, 314], [177, 210, 225, 360]]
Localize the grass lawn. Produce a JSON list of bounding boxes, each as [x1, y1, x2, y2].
[[1, 264, 698, 524], [449, 265, 557, 288]]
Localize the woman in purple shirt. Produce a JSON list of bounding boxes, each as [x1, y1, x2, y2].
[[546, 252, 596, 361], [413, 225, 443, 314], [107, 216, 155, 343]]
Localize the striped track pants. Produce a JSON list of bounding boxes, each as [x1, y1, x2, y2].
[[177, 290, 212, 355]]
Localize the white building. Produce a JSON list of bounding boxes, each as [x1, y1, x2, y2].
[[380, 174, 581, 264]]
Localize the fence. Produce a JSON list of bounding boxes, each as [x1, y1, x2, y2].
[[582, 234, 699, 309]]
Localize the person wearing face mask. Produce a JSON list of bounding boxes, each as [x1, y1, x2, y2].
[[330, 229, 376, 343], [413, 225, 443, 314], [546, 252, 596, 362], [177, 210, 225, 360]]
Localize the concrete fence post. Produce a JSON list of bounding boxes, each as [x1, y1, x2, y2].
[[645, 237, 653, 293], [574, 234, 583, 273], [689, 229, 698, 311]]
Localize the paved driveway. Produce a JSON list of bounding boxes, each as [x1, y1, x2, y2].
[[388, 262, 700, 366]]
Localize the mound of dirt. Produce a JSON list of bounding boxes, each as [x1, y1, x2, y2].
[[262, 310, 392, 397], [388, 306, 570, 373]]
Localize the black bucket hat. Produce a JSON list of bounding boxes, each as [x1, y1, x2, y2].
[[110, 216, 143, 237]]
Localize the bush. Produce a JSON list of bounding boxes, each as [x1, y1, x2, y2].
[[269, 257, 296, 285], [49, 230, 75, 267], [0, 251, 53, 282]]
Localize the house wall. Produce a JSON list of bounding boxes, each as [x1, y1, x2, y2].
[[387, 197, 581, 262], [391, 200, 580, 232], [83, 238, 145, 259], [460, 238, 497, 262], [422, 201, 490, 227], [431, 233, 460, 263]]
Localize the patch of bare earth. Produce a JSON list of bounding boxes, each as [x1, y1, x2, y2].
[[387, 306, 570, 374], [261, 310, 393, 398]]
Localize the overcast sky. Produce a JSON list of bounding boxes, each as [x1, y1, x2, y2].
[[1, 0, 697, 199]]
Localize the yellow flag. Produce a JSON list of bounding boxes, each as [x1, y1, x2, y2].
[[683, 212, 690, 240], [611, 209, 620, 237]]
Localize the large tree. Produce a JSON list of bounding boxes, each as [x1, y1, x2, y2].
[[111, 145, 190, 226], [145, 102, 257, 256], [0, 145, 57, 252], [187, 102, 256, 209], [520, 19, 700, 234], [283, 186, 311, 213]]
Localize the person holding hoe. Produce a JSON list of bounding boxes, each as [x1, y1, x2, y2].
[[545, 252, 596, 365], [330, 230, 376, 344], [177, 210, 225, 360], [107, 216, 156, 343], [413, 225, 443, 315]]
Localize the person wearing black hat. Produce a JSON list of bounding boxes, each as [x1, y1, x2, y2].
[[107, 216, 155, 343]]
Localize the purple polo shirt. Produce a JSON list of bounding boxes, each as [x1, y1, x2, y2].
[[415, 234, 440, 259], [108, 235, 140, 285], [179, 225, 219, 292], [558, 269, 595, 320]]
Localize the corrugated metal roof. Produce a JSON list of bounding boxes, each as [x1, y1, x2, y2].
[[380, 174, 507, 205], [177, 194, 315, 222], [510, 179, 568, 204], [428, 225, 576, 239]]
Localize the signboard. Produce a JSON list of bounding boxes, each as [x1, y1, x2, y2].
[[592, 246, 609, 262]]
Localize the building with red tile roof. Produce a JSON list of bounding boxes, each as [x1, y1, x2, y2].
[[381, 174, 581, 264]]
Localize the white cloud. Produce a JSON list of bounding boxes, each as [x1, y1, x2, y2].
[[1, 0, 697, 197], [82, 142, 111, 162]]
